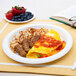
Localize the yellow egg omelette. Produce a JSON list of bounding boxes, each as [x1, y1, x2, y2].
[[27, 29, 66, 58]]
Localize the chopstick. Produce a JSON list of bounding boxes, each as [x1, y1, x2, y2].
[[49, 16, 76, 28], [49, 17, 71, 26]]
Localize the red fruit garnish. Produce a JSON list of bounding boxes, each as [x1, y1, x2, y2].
[[11, 6, 26, 15], [21, 7, 26, 13], [12, 8, 21, 15], [6, 12, 13, 20]]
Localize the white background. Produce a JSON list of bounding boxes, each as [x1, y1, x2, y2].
[[0, 0, 76, 76], [0, 0, 76, 20]]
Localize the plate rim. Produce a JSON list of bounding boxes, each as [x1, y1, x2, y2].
[[2, 24, 73, 64]]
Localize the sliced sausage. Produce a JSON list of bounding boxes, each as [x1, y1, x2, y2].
[[14, 44, 26, 57], [22, 38, 30, 52]]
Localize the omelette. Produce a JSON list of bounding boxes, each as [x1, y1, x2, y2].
[[27, 29, 66, 58]]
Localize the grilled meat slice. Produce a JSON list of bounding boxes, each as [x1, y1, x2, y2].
[[14, 44, 26, 57], [22, 38, 30, 52], [29, 35, 41, 47]]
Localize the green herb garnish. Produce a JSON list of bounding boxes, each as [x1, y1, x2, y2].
[[37, 54, 41, 58]]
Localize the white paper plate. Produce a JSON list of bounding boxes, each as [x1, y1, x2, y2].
[[2, 24, 73, 64], [4, 11, 35, 23]]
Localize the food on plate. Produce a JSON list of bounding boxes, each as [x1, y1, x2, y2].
[[10, 28, 48, 57], [5, 6, 34, 21], [14, 43, 26, 57], [27, 29, 66, 58], [10, 28, 66, 58], [6, 12, 13, 20]]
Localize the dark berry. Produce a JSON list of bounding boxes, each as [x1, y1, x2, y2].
[[27, 12, 31, 14], [14, 16, 18, 19], [27, 12, 32, 16], [23, 15, 26, 18], [20, 13, 24, 17], [24, 18, 27, 21], [26, 14, 33, 20], [14, 19, 18, 21], [21, 17, 24, 21], [26, 16, 31, 20], [17, 15, 21, 18], [11, 12, 33, 22], [17, 18, 21, 21], [25, 12, 29, 17], [30, 14, 33, 18]]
